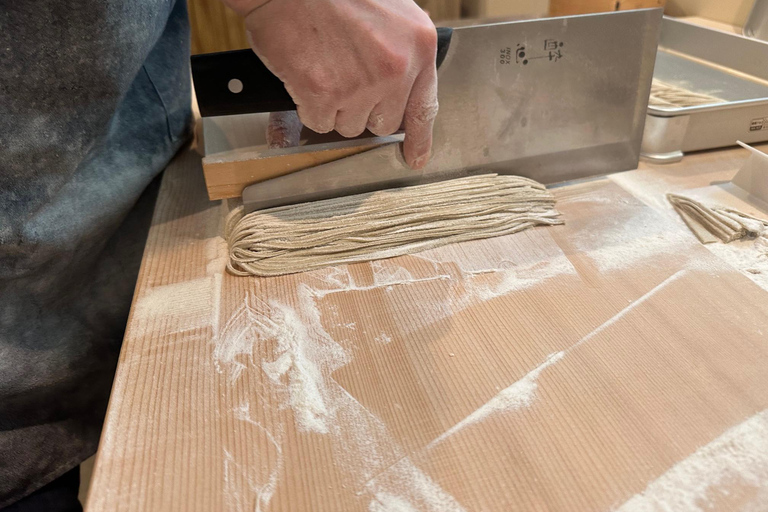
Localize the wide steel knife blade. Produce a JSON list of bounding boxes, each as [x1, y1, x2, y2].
[[227, 9, 663, 211]]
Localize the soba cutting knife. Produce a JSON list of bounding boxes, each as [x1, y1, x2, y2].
[[192, 9, 663, 211]]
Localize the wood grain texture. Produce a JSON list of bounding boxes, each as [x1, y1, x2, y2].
[[418, 0, 462, 20], [189, 0, 249, 55], [549, 0, 665, 16], [462, 0, 548, 18], [188, 0, 462, 56], [203, 140, 392, 200], [87, 145, 768, 511]]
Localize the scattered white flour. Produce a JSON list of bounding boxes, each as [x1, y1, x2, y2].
[[213, 279, 468, 506], [213, 282, 465, 507], [342, 259, 563, 344], [369, 492, 420, 512], [610, 171, 768, 291], [213, 287, 348, 433], [310, 265, 356, 289], [389, 252, 578, 335], [705, 238, 768, 291], [228, 403, 283, 512], [222, 449, 246, 512], [302, 250, 576, 351], [211, 272, 222, 337], [257, 312, 330, 433], [464, 255, 577, 302], [215, 233, 664, 505], [223, 446, 281, 512], [206, 167, 768, 508], [578, 270, 685, 346], [571, 206, 692, 273], [311, 265, 451, 299], [204, 236, 228, 337], [134, 237, 225, 335], [205, 235, 229, 275], [365, 458, 467, 512], [213, 297, 261, 383], [234, 403, 283, 512], [429, 352, 564, 447], [609, 171, 678, 213], [414, 233, 550, 275], [615, 409, 768, 512], [330, 387, 396, 484], [133, 277, 215, 332], [429, 270, 686, 448], [583, 233, 691, 273], [558, 191, 615, 205], [372, 261, 416, 287]]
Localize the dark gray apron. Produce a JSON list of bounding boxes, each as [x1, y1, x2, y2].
[[0, 0, 192, 505]]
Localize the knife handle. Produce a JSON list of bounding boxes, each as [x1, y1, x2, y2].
[[192, 27, 453, 118]]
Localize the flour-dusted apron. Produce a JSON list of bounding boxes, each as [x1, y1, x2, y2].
[[0, 0, 192, 505]]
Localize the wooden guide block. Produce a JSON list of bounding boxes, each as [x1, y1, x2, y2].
[[200, 113, 400, 200]]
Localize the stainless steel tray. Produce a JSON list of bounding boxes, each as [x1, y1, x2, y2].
[[641, 17, 768, 163], [745, 0, 768, 41]]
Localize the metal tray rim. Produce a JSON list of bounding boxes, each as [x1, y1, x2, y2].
[[648, 97, 768, 117]]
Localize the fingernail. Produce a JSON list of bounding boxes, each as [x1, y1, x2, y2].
[[412, 154, 429, 169]]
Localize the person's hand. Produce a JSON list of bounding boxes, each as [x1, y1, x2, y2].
[[224, 0, 439, 169]]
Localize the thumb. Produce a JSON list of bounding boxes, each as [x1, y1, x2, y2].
[[402, 68, 438, 169]]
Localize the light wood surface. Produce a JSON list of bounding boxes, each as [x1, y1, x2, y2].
[[549, 0, 665, 16], [189, 0, 249, 55], [419, 0, 462, 20], [188, 0, 462, 55], [87, 144, 768, 511], [462, 0, 548, 18], [665, 0, 754, 29], [203, 140, 395, 200]]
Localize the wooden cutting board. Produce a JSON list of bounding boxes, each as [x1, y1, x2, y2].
[[86, 147, 768, 511]]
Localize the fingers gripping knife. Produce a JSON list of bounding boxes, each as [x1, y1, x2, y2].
[[192, 9, 663, 212]]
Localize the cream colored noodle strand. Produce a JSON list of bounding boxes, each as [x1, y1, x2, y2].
[[225, 174, 563, 277], [649, 80, 725, 109], [668, 193, 768, 244]]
